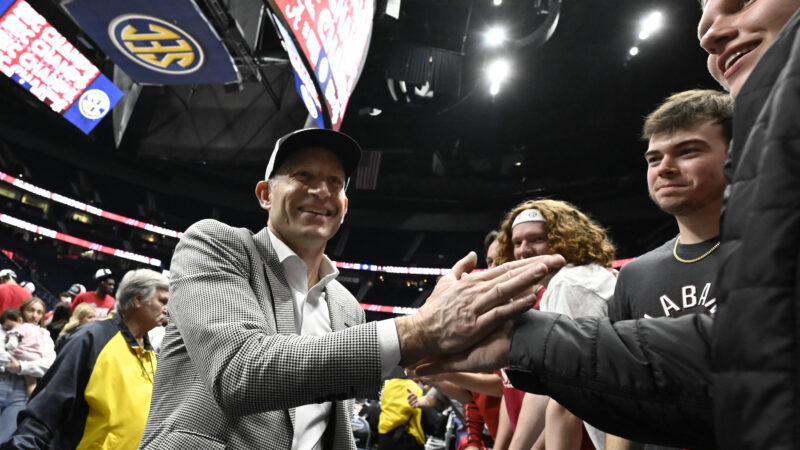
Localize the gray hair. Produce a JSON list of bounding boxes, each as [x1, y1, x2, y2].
[[116, 269, 169, 314]]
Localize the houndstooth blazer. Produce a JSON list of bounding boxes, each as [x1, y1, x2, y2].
[[139, 219, 383, 450]]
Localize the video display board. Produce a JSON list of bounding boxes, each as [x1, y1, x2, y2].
[[0, 0, 123, 133], [268, 0, 374, 130]]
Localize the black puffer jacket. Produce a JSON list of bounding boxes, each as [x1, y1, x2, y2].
[[506, 9, 800, 450], [711, 8, 800, 450]]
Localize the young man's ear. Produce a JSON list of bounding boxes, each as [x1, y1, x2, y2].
[[255, 180, 272, 211]]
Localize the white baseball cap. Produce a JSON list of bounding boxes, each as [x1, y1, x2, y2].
[[0, 269, 16, 280], [94, 268, 113, 282]]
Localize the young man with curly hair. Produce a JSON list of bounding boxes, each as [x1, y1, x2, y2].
[[496, 198, 616, 318], [495, 199, 616, 450]]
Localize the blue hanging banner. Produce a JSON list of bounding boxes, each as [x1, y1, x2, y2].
[[0, 0, 124, 134], [63, 0, 239, 85]]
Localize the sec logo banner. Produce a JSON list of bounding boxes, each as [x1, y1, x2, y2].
[[108, 14, 204, 75], [78, 89, 111, 120]]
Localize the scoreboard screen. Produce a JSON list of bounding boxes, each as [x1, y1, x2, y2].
[[0, 0, 122, 133], [268, 0, 374, 130]]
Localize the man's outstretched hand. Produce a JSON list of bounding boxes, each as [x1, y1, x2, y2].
[[394, 251, 565, 367]]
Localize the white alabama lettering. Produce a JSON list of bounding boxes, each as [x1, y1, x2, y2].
[[659, 294, 681, 317], [682, 285, 698, 308]]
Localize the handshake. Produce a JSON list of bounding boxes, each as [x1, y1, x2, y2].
[[394, 252, 565, 374]]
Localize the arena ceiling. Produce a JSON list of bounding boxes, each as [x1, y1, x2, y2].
[[0, 0, 719, 253]]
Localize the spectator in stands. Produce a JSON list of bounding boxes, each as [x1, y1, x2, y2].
[[45, 303, 71, 343], [604, 90, 731, 450], [0, 269, 31, 313], [19, 298, 46, 328], [4, 269, 168, 449], [66, 283, 86, 302], [380, 378, 427, 450], [47, 285, 84, 326], [1, 309, 44, 396], [0, 298, 54, 442], [72, 269, 115, 319], [54, 303, 96, 353], [495, 199, 616, 450], [54, 284, 85, 306], [9, 299, 48, 331]]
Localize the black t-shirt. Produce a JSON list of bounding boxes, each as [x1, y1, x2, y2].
[[609, 235, 721, 322], [608, 235, 720, 450]]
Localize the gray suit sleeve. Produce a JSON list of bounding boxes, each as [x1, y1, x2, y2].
[[506, 310, 714, 449], [170, 220, 382, 415]]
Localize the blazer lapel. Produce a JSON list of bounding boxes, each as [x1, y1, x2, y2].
[[328, 293, 345, 333], [252, 227, 297, 427], [327, 284, 359, 332], [253, 228, 298, 335]]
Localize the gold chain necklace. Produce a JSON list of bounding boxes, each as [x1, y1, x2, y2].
[[673, 236, 721, 263]]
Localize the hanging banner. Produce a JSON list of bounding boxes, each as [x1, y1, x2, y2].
[[268, 0, 374, 129], [63, 0, 239, 85], [0, 0, 123, 133]]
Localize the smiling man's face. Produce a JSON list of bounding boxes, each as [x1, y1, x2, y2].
[[646, 120, 729, 216], [699, 0, 800, 98], [258, 147, 348, 252]]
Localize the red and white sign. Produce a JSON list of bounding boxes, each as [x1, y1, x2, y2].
[[0, 0, 100, 113], [0, 212, 162, 267], [0, 171, 183, 239], [271, 0, 373, 129]]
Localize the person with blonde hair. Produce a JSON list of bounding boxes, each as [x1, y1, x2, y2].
[[0, 297, 54, 441], [54, 303, 96, 353], [18, 297, 46, 329]]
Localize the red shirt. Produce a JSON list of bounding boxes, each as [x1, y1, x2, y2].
[[499, 369, 525, 431], [72, 291, 115, 319], [464, 371, 503, 447], [0, 284, 32, 312]]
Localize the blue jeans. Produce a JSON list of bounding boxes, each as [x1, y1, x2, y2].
[[0, 373, 27, 442]]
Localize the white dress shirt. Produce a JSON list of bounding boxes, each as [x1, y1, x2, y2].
[[267, 230, 400, 450]]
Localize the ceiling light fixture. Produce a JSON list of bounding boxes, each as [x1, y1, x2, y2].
[[486, 59, 511, 95], [485, 26, 506, 47], [638, 11, 663, 40]]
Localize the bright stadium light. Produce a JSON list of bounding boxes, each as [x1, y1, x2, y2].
[[485, 26, 506, 46], [493, 0, 502, 5], [486, 59, 510, 95], [487, 59, 510, 81], [629, 46, 639, 56], [638, 11, 663, 40]]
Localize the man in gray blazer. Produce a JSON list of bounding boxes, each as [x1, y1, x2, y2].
[[140, 128, 564, 450]]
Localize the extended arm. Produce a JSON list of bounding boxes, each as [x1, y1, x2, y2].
[[435, 372, 503, 397], [507, 311, 714, 449]]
